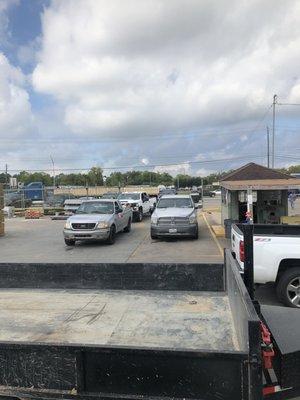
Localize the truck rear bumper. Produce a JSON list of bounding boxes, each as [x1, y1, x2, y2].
[[151, 223, 198, 237], [63, 228, 110, 241]]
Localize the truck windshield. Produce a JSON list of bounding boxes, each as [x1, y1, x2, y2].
[[102, 193, 118, 199], [119, 193, 140, 200], [76, 202, 114, 214], [157, 198, 193, 208]]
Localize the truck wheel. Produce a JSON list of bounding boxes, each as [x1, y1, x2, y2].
[[151, 231, 158, 240], [136, 209, 143, 222], [107, 225, 116, 245], [65, 238, 75, 246], [276, 268, 300, 308], [192, 228, 199, 240], [124, 218, 131, 232]]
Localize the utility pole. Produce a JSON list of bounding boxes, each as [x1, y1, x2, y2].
[[201, 178, 204, 210], [267, 126, 270, 168], [50, 155, 55, 187], [272, 94, 277, 168]]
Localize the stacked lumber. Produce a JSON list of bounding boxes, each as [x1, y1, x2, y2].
[[0, 184, 4, 236], [25, 208, 43, 219]]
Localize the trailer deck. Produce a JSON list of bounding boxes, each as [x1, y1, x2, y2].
[[0, 289, 239, 351], [0, 256, 261, 400]]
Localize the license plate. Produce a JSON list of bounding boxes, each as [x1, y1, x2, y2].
[[169, 228, 177, 233]]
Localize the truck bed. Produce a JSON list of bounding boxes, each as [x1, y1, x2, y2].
[[0, 289, 239, 351]]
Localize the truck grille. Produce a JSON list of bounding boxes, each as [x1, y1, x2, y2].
[[158, 217, 189, 226], [71, 223, 96, 230]]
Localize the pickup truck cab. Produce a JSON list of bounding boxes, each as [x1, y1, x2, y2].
[[151, 194, 198, 239], [231, 223, 300, 308], [63, 199, 132, 245], [118, 192, 154, 222]]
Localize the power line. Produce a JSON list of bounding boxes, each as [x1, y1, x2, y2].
[[277, 103, 300, 106], [1, 154, 267, 173]]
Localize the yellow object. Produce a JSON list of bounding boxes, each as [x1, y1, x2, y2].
[[281, 215, 300, 225], [201, 214, 224, 256], [211, 225, 225, 237]]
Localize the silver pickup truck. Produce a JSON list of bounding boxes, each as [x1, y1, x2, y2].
[[63, 199, 132, 246], [150, 194, 198, 239]]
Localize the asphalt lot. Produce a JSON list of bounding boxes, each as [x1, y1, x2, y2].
[[0, 197, 283, 307], [0, 209, 223, 264]]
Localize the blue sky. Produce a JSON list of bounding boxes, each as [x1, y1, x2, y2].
[[0, 0, 300, 177]]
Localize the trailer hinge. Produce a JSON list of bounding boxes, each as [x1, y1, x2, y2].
[[260, 321, 275, 370]]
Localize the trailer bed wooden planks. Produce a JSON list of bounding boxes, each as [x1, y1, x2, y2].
[[0, 288, 239, 351]]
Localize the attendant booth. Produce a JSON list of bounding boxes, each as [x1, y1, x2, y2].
[[220, 163, 300, 233]]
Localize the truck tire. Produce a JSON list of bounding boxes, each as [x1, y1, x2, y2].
[[124, 218, 132, 232], [276, 267, 300, 308], [65, 238, 75, 246], [192, 227, 199, 240], [151, 231, 158, 240], [107, 225, 116, 245], [136, 208, 143, 222]]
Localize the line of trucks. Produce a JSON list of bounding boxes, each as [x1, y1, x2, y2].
[[63, 193, 199, 245]]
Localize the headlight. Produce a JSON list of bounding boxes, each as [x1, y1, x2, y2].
[[151, 216, 158, 225], [97, 221, 109, 229], [189, 214, 197, 224], [64, 221, 72, 229]]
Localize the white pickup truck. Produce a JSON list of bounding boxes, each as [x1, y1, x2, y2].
[[118, 192, 155, 222], [231, 223, 300, 308]]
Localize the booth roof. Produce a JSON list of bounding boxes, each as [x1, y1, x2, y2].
[[221, 162, 292, 182], [221, 179, 300, 191]]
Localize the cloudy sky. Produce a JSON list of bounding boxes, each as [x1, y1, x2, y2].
[[1, 0, 300, 177]]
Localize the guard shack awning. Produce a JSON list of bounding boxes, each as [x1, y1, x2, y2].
[[220, 163, 300, 228], [221, 179, 300, 191]]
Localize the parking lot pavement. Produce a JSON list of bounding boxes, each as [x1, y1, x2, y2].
[[127, 213, 223, 263], [0, 205, 288, 307], [0, 211, 223, 264]]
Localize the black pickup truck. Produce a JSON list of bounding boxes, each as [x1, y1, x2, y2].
[[0, 227, 298, 400]]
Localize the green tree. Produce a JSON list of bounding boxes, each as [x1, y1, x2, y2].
[[87, 166, 103, 186]]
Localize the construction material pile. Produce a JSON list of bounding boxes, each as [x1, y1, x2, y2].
[[25, 208, 43, 219]]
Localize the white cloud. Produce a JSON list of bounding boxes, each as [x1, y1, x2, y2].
[[32, 0, 300, 143], [0, 53, 34, 138], [154, 162, 191, 176]]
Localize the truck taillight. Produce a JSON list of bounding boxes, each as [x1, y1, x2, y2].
[[239, 240, 245, 262]]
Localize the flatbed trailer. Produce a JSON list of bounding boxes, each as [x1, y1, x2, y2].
[[0, 229, 299, 399]]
